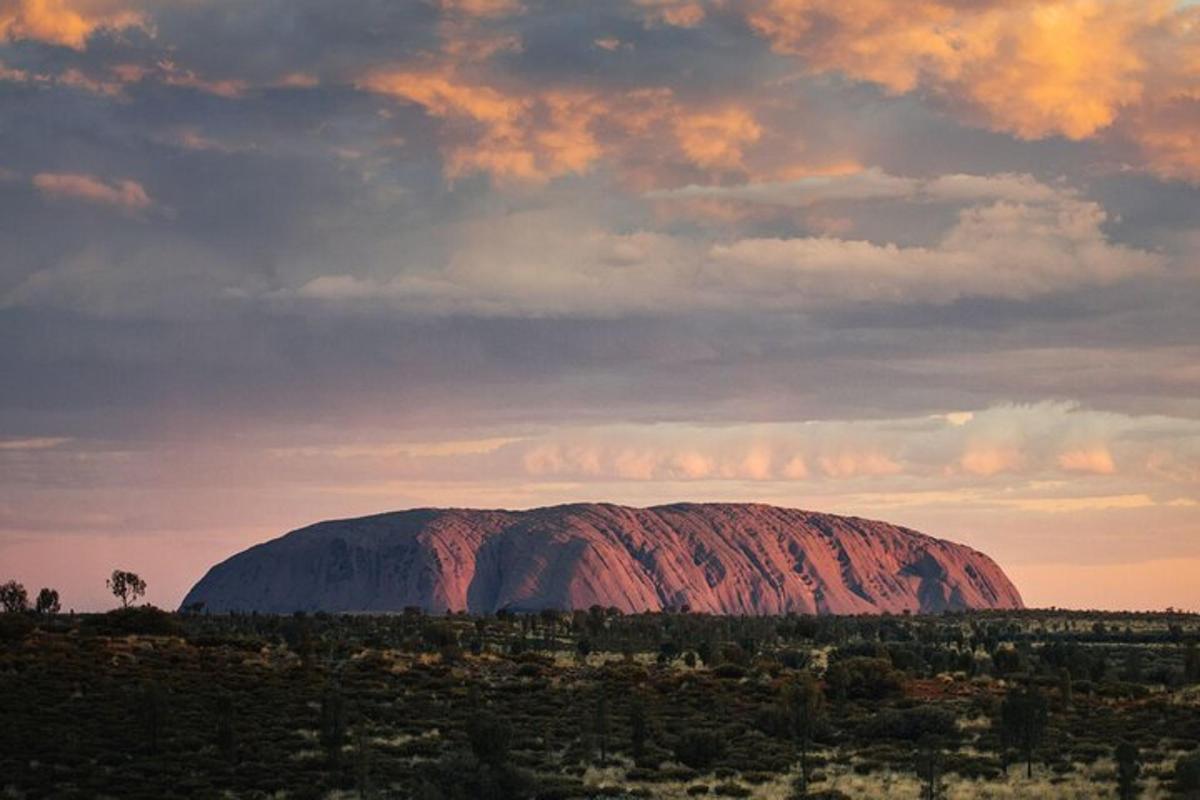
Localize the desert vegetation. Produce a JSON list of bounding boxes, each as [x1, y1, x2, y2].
[[2, 594, 1200, 798]]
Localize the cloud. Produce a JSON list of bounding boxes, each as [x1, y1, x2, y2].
[[672, 107, 762, 170], [287, 174, 1155, 318], [1008, 493, 1155, 513], [959, 442, 1023, 477], [449, 402, 1200, 487], [357, 66, 766, 184], [357, 68, 595, 182], [0, 437, 70, 450], [32, 172, 152, 213], [0, 0, 144, 49], [816, 450, 901, 478], [1120, 92, 1200, 181], [633, 0, 706, 28], [743, 0, 1169, 141], [285, 177, 1157, 316], [647, 170, 1069, 220], [737, 0, 1200, 182], [649, 168, 917, 207], [438, 0, 523, 17], [1057, 446, 1117, 474], [153, 59, 246, 98], [708, 191, 1158, 306]]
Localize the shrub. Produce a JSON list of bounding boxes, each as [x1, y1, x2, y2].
[[673, 730, 726, 770], [83, 606, 182, 636], [467, 712, 512, 767], [864, 706, 958, 742], [825, 657, 904, 701], [1175, 752, 1200, 795], [0, 612, 34, 642]]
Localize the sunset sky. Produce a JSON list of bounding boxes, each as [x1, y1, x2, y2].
[[1, 0, 1199, 611]]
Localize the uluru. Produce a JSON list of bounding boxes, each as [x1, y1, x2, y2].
[[182, 502, 1022, 615]]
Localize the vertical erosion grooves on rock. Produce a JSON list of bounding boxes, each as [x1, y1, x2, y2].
[[181, 502, 1025, 614]]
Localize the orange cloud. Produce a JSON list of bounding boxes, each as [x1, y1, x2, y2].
[[743, 0, 1173, 141], [438, 0, 523, 17], [32, 172, 152, 212], [359, 67, 764, 184], [1058, 446, 1117, 475], [156, 60, 246, 98], [275, 72, 319, 89], [57, 66, 122, 95], [358, 68, 564, 182], [960, 442, 1022, 476], [817, 451, 902, 479], [634, 0, 706, 28], [674, 107, 762, 170], [0, 0, 143, 49], [1119, 21, 1200, 189]]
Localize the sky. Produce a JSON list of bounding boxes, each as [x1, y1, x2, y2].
[[1, 0, 1199, 612]]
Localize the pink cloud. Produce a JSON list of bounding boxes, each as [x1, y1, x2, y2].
[[32, 171, 152, 213]]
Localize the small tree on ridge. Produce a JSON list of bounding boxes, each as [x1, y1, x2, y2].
[[107, 570, 147, 609]]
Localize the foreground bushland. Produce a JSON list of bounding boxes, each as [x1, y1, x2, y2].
[[2, 607, 1199, 799]]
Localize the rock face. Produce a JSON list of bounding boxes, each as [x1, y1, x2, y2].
[[181, 503, 1023, 615]]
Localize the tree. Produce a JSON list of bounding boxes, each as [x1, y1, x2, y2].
[[1120, 649, 1144, 683], [460, 712, 530, 800], [35, 588, 61, 615], [140, 681, 166, 753], [1000, 684, 1048, 778], [916, 737, 943, 800], [629, 698, 648, 762], [0, 580, 28, 613], [1185, 643, 1200, 685], [1115, 741, 1140, 800], [107, 570, 147, 608], [593, 686, 610, 766], [1175, 752, 1200, 796], [1058, 667, 1073, 708], [355, 724, 374, 799], [320, 682, 347, 766], [782, 673, 825, 792], [672, 729, 725, 770], [216, 693, 236, 762], [466, 712, 512, 768]]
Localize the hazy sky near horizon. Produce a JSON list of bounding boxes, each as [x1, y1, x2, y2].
[[2, 0, 1199, 612]]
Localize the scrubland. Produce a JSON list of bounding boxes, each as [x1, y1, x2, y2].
[[1, 607, 1199, 798]]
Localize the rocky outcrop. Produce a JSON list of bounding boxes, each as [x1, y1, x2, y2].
[[181, 502, 1023, 614]]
